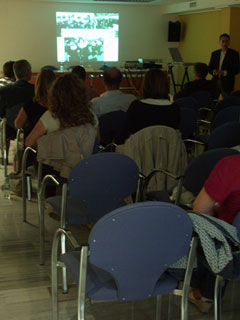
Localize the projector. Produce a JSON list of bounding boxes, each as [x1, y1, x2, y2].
[[125, 61, 143, 69]]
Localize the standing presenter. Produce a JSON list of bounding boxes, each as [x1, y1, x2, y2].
[[209, 33, 240, 97]]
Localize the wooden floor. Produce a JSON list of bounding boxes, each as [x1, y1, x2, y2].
[[0, 163, 240, 319]]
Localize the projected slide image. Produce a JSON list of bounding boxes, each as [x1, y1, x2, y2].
[[56, 12, 119, 63]]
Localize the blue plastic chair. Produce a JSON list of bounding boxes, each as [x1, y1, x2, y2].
[[99, 110, 126, 146], [182, 148, 239, 197], [214, 212, 240, 320], [191, 90, 213, 108], [179, 107, 197, 139], [41, 65, 59, 71], [211, 105, 240, 131], [174, 97, 200, 113], [212, 95, 240, 120], [39, 153, 139, 265], [207, 122, 240, 150], [52, 202, 196, 320]]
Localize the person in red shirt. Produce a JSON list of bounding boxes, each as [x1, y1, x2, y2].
[[190, 154, 240, 312], [193, 154, 240, 224]]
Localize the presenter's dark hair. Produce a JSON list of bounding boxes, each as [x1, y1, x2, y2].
[[3, 61, 15, 78], [72, 66, 86, 81], [194, 63, 209, 79], [219, 33, 230, 40], [13, 60, 31, 80], [103, 67, 122, 88], [48, 73, 94, 128], [143, 69, 169, 99]]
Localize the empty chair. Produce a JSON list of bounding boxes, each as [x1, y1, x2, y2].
[[174, 97, 200, 113], [207, 122, 240, 150], [52, 201, 196, 320], [39, 152, 139, 265], [179, 107, 197, 139], [191, 90, 213, 107], [211, 105, 240, 131], [41, 65, 58, 71], [212, 95, 240, 120], [99, 110, 126, 146]]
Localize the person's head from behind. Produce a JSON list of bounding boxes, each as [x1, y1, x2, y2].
[[48, 73, 94, 128], [3, 61, 15, 79], [71, 66, 86, 81], [194, 63, 209, 80], [103, 67, 122, 90], [13, 59, 32, 81], [143, 69, 169, 100], [34, 69, 56, 107], [219, 33, 230, 52]]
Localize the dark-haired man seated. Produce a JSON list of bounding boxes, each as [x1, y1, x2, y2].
[[0, 61, 15, 87], [189, 154, 240, 312], [0, 60, 34, 158], [91, 67, 136, 117], [174, 62, 215, 100]]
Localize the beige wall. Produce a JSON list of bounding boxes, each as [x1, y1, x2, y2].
[[178, 8, 240, 89], [0, 0, 172, 72]]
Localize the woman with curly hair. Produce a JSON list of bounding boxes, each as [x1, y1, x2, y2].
[[14, 69, 56, 135], [25, 73, 97, 147]]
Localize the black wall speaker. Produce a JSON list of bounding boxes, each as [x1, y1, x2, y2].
[[168, 21, 181, 42]]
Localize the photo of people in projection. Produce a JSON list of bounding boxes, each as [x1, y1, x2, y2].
[[56, 12, 119, 63]]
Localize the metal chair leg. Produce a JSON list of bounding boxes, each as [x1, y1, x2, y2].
[[78, 246, 88, 320], [181, 237, 198, 320], [27, 175, 32, 201], [214, 275, 224, 320], [22, 147, 37, 222], [61, 234, 68, 294], [156, 295, 162, 320], [168, 292, 174, 320]]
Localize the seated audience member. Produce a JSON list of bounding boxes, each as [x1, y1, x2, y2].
[[174, 63, 216, 100], [14, 69, 56, 136], [117, 69, 180, 144], [25, 73, 97, 148], [0, 61, 15, 87], [0, 59, 34, 119], [189, 154, 240, 312], [91, 67, 136, 117], [71, 65, 99, 100]]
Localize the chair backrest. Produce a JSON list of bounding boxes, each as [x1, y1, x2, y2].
[[213, 96, 240, 119], [183, 148, 239, 196], [99, 110, 126, 146], [116, 125, 188, 192], [89, 201, 193, 300], [41, 65, 59, 71], [69, 152, 139, 224], [5, 103, 23, 128], [207, 122, 240, 150], [179, 107, 197, 139], [190, 90, 212, 107], [212, 105, 240, 131], [174, 97, 200, 112]]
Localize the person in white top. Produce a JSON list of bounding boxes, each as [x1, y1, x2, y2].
[[91, 67, 136, 117], [209, 33, 240, 98], [25, 73, 98, 148]]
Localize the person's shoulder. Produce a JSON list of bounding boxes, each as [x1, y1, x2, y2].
[[212, 49, 221, 54], [228, 48, 239, 56]]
